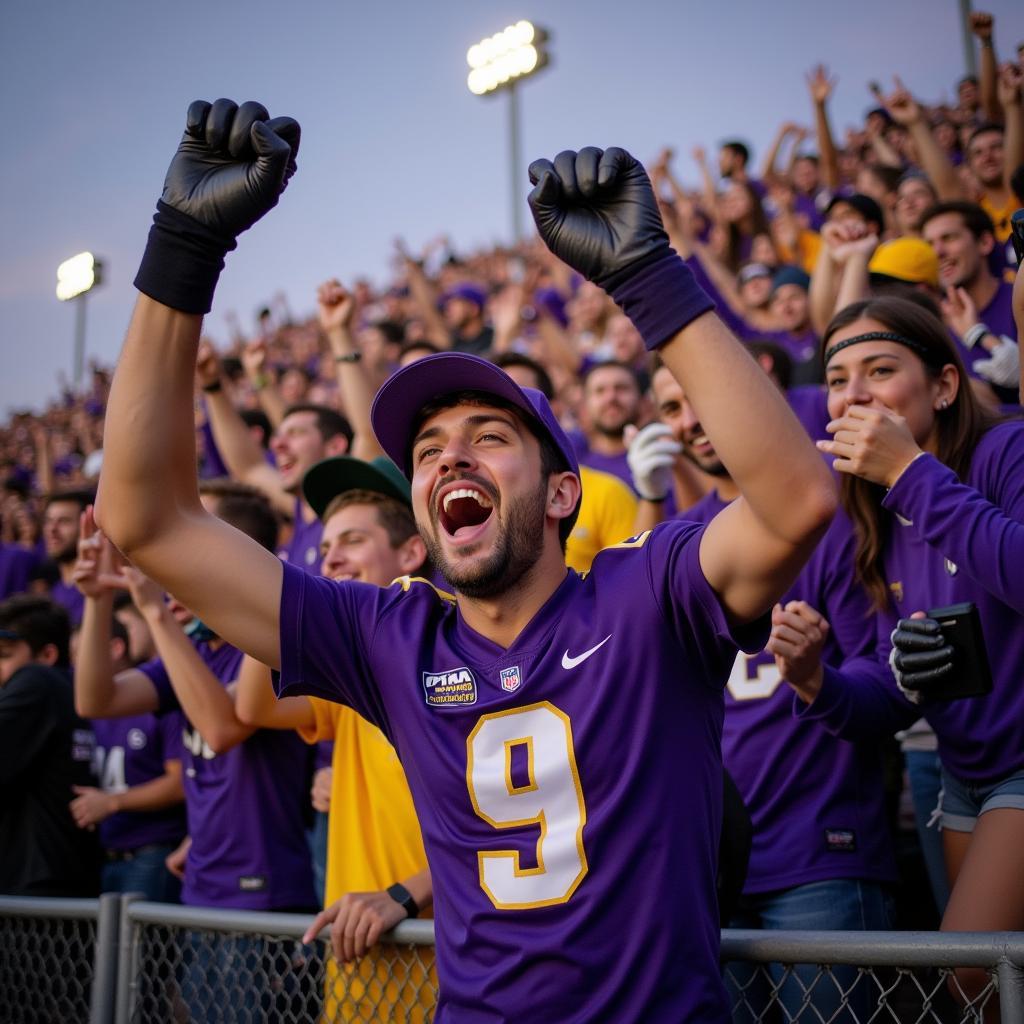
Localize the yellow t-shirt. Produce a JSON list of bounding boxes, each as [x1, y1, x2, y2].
[[980, 193, 1015, 243], [301, 699, 435, 1022], [565, 466, 639, 573]]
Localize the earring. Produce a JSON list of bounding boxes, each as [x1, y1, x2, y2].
[[940, 399, 949, 409]]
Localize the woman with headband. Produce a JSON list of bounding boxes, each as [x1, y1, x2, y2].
[[774, 294, 1024, 1009]]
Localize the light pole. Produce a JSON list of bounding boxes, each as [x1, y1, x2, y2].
[[56, 251, 103, 388], [466, 20, 550, 242], [959, 0, 977, 78]]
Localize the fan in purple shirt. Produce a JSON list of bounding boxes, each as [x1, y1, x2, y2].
[[637, 358, 894, 1021], [68, 612, 187, 903], [73, 483, 316, 915], [922, 202, 1019, 403], [41, 491, 92, 626], [0, 541, 39, 601], [97, 105, 836, 1023], [796, 295, 1024, 1011], [195, 339, 354, 579], [567, 360, 646, 491]]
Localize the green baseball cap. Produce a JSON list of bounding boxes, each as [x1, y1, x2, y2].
[[302, 456, 412, 521]]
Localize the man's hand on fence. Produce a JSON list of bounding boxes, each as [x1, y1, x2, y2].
[[303, 889, 409, 963]]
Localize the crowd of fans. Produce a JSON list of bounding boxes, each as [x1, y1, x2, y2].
[[2, 12, 1024, 1021]]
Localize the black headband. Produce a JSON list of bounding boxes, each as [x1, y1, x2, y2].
[[823, 330, 938, 369]]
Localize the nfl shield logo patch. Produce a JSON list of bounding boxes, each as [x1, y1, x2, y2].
[[500, 666, 522, 693]]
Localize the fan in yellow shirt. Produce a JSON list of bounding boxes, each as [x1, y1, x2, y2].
[[237, 455, 436, 1022]]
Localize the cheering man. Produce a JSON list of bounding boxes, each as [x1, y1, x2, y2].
[[97, 100, 835, 1021]]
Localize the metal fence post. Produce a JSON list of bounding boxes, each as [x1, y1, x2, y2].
[[997, 959, 1024, 1024], [88, 892, 121, 1024], [113, 893, 143, 1024]]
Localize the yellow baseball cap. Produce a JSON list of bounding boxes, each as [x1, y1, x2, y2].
[[868, 237, 939, 287]]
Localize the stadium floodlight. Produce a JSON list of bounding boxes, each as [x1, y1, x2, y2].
[[466, 21, 551, 241], [56, 251, 104, 386], [466, 20, 548, 96], [56, 252, 102, 301]]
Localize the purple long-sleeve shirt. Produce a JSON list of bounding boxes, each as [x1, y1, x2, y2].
[[796, 420, 1024, 784]]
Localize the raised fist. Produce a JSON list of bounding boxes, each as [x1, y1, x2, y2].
[[969, 12, 993, 41], [161, 99, 301, 241], [527, 147, 670, 290]]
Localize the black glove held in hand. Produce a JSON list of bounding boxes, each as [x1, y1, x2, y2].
[[527, 147, 713, 350], [527, 147, 669, 290], [888, 617, 954, 704], [135, 99, 301, 315]]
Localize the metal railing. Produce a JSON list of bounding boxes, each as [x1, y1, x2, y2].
[[2, 895, 1023, 1023]]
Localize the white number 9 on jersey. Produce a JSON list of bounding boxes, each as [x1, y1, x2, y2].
[[467, 701, 588, 909]]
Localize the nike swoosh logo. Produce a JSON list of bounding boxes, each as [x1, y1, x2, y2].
[[561, 635, 613, 670]]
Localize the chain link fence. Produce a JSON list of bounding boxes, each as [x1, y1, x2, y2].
[[0, 894, 118, 1024], [3, 896, 1024, 1022]]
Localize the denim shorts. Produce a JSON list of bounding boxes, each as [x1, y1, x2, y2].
[[937, 766, 1024, 832]]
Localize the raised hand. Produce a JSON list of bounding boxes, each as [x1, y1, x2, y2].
[[625, 422, 681, 502], [968, 11, 994, 42], [806, 64, 836, 105], [816, 404, 924, 486], [241, 338, 269, 379], [821, 220, 879, 265], [527, 147, 670, 289], [997, 62, 1023, 110], [195, 339, 222, 391], [161, 99, 300, 240], [71, 507, 124, 599], [940, 286, 980, 339], [316, 279, 356, 334], [881, 77, 923, 127], [767, 600, 830, 688]]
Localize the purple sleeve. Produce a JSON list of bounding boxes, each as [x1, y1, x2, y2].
[[136, 657, 180, 716], [198, 418, 230, 480], [275, 561, 394, 736], [648, 522, 770, 685], [683, 256, 752, 339], [792, 586, 918, 742], [159, 709, 184, 761], [882, 435, 1024, 615]]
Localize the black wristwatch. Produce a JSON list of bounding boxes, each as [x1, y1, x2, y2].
[[387, 882, 420, 919]]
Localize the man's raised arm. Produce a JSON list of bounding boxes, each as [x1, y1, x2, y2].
[[96, 99, 299, 668], [527, 148, 836, 623]]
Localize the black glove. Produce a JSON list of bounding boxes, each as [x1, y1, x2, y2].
[[527, 147, 669, 290], [527, 147, 713, 350], [888, 617, 955, 704], [135, 99, 301, 315]]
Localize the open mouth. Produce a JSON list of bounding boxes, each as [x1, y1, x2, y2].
[[438, 486, 495, 541]]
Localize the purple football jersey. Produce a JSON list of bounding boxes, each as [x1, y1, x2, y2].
[[683, 492, 896, 893], [278, 497, 323, 574], [139, 639, 315, 910], [90, 712, 187, 851], [277, 520, 768, 1022], [796, 421, 1024, 784]]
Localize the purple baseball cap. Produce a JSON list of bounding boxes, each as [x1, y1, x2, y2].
[[371, 353, 580, 485], [438, 282, 488, 310]]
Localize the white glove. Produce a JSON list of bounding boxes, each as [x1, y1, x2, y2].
[[626, 422, 682, 501], [974, 337, 1020, 389]]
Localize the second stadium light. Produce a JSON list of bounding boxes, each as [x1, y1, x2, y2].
[[466, 21, 549, 96]]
